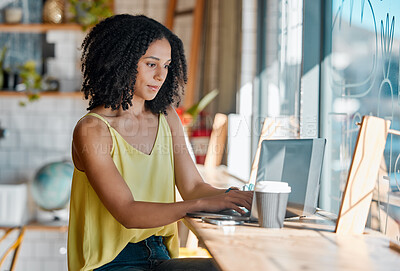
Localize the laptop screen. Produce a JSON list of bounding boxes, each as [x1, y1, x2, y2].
[[255, 138, 326, 217]]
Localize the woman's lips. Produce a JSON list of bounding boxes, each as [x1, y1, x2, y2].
[[148, 85, 160, 91]]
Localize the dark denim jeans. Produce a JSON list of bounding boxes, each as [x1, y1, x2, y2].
[[94, 235, 219, 271]]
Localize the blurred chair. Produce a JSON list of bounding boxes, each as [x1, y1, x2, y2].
[[335, 115, 391, 235], [204, 113, 228, 168], [0, 226, 25, 271]]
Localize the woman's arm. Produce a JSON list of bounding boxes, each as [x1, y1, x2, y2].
[[73, 116, 252, 229], [164, 106, 252, 201]]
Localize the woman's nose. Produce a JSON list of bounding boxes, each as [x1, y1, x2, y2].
[[154, 67, 167, 81]]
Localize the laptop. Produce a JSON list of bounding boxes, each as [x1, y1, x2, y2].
[[186, 138, 326, 222]]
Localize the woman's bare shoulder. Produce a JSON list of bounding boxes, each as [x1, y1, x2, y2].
[[73, 114, 112, 150], [164, 105, 182, 131]]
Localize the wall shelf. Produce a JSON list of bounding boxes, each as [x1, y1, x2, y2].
[[0, 23, 82, 33], [0, 91, 83, 97]]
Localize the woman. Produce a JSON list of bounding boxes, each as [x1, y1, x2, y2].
[[68, 14, 253, 271]]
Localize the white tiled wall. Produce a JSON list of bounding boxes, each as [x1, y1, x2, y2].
[[0, 96, 88, 184], [46, 30, 84, 93], [0, 229, 68, 271], [0, 96, 85, 270], [115, 0, 168, 23]]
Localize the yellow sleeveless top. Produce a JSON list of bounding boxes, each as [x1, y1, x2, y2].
[[67, 113, 179, 271]]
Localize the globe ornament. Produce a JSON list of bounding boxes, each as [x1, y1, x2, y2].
[[31, 161, 73, 211]]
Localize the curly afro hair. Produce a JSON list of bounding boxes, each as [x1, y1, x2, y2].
[[80, 14, 187, 114]]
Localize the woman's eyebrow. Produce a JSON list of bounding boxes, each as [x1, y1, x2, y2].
[[143, 56, 172, 62]]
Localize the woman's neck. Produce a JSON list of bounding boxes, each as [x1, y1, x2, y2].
[[92, 96, 150, 118]]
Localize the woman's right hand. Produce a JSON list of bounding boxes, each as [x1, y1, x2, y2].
[[196, 190, 253, 215]]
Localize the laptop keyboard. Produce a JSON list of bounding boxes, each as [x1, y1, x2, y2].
[[218, 208, 250, 217]]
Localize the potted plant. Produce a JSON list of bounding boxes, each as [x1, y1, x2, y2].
[[176, 88, 219, 128], [18, 60, 42, 106], [69, 0, 113, 30]]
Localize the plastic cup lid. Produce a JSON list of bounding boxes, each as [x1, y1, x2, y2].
[[255, 181, 291, 193]]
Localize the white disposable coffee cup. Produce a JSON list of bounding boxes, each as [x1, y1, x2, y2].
[[255, 181, 291, 228]]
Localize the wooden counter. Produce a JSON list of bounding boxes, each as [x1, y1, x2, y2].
[[190, 165, 400, 271], [184, 216, 400, 271]]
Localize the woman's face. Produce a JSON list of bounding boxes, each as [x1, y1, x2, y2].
[[133, 38, 172, 101]]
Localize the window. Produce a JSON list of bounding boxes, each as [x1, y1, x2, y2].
[[256, 0, 400, 237], [320, 1, 400, 236], [254, 0, 303, 147]]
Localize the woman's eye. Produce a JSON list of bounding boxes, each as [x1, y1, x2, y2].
[[164, 64, 170, 69], [147, 63, 156, 68]]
